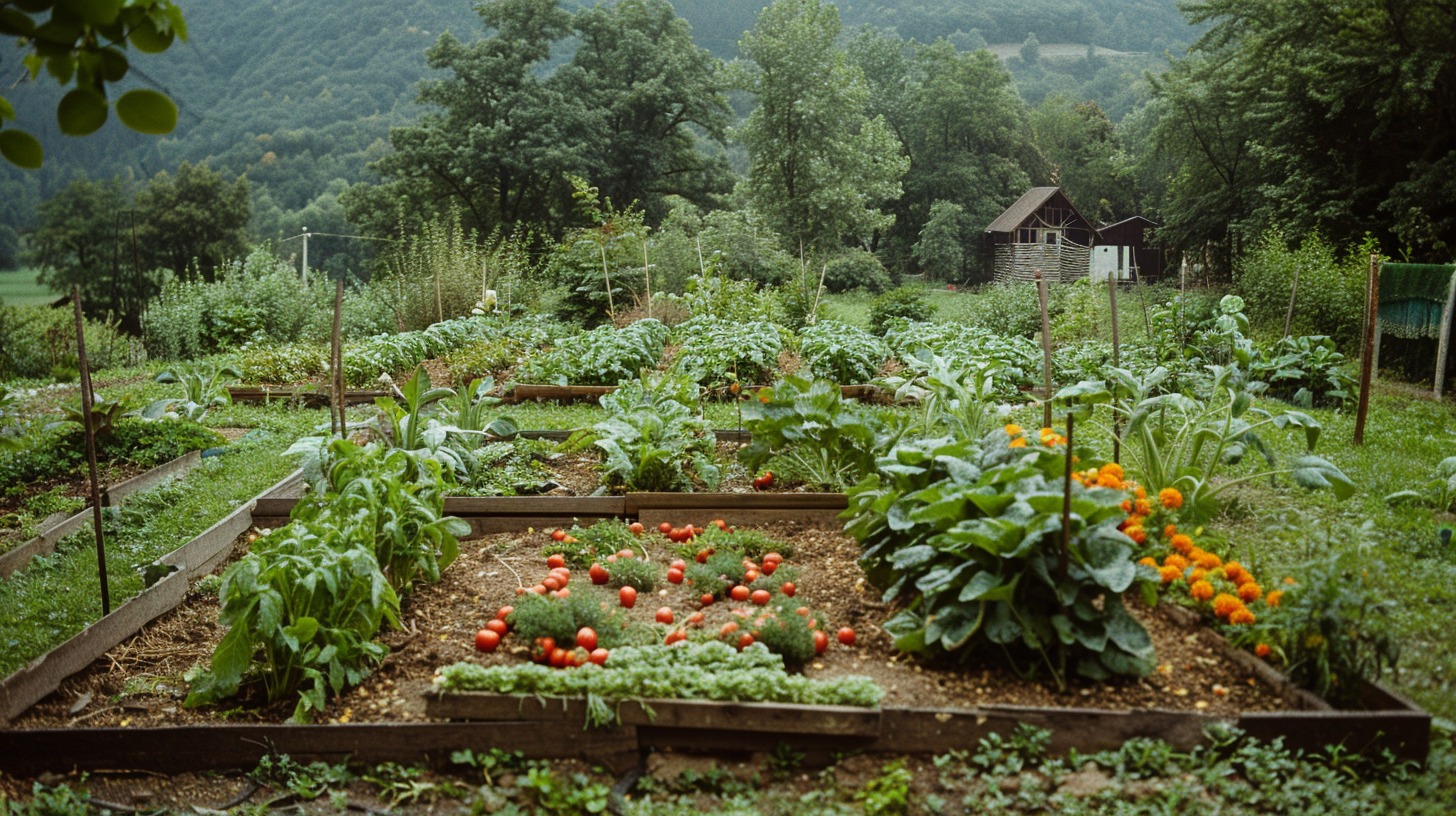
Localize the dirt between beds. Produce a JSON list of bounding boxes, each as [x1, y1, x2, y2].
[[11, 521, 1289, 730]]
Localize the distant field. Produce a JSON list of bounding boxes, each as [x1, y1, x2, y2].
[[0, 269, 59, 307]]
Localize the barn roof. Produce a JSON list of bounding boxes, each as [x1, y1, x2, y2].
[[986, 187, 1060, 233]]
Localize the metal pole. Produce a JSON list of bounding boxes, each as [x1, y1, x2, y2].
[[1354, 253, 1380, 445], [73, 286, 111, 616]]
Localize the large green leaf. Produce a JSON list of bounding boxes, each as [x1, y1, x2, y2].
[[1080, 531, 1136, 592], [0, 129, 43, 168], [57, 87, 107, 135], [1289, 455, 1355, 499], [927, 603, 983, 651], [115, 88, 177, 134]]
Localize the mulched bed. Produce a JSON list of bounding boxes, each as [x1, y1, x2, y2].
[[10, 520, 1288, 731]]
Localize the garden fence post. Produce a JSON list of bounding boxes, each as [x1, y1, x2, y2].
[[72, 285, 110, 616], [331, 277, 345, 437], [643, 240, 653, 320], [1036, 272, 1053, 430], [1108, 275, 1121, 464], [1354, 253, 1380, 445], [1434, 266, 1456, 399], [1282, 263, 1300, 338]]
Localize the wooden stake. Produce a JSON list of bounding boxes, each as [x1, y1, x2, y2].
[[434, 264, 443, 324], [72, 286, 110, 616], [600, 243, 615, 323], [1282, 263, 1301, 338], [1036, 272, 1054, 430], [331, 277, 345, 437], [1435, 267, 1456, 399], [643, 239, 652, 320], [1108, 275, 1121, 464], [1354, 253, 1380, 445], [1060, 412, 1075, 586]]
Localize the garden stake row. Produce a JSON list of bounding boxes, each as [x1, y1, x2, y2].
[[1107, 274, 1121, 464], [72, 284, 111, 616]]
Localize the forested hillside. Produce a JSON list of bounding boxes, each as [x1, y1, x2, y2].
[[0, 0, 1192, 272]]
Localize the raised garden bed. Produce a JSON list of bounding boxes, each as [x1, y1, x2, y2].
[[0, 512, 1430, 774]]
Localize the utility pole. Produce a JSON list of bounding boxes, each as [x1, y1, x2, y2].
[[301, 226, 310, 288]]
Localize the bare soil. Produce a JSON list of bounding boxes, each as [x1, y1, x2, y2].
[[11, 520, 1287, 732]]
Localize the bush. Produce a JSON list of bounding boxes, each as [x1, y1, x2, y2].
[[867, 287, 936, 336], [1234, 232, 1369, 350], [823, 249, 893, 294], [799, 321, 889, 383], [0, 304, 142, 380], [238, 342, 328, 384]]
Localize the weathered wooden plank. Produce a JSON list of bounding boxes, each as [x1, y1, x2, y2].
[[105, 450, 201, 504], [1237, 708, 1431, 763], [426, 693, 879, 736], [506, 384, 617, 404], [0, 570, 189, 724], [947, 705, 1213, 754], [465, 516, 620, 536], [0, 722, 641, 775], [445, 497, 627, 515], [624, 493, 848, 514], [638, 508, 846, 529]]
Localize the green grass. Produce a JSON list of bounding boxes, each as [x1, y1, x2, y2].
[[0, 406, 325, 678], [0, 268, 59, 307]]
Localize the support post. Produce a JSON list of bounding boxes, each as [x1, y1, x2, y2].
[[301, 227, 309, 289], [331, 278, 345, 437], [1354, 254, 1380, 445], [1283, 264, 1301, 338], [643, 240, 652, 320], [1108, 275, 1121, 464], [1435, 267, 1456, 399], [72, 286, 110, 616], [1036, 272, 1054, 430]]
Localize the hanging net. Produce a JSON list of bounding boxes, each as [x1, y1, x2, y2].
[[1378, 263, 1456, 339]]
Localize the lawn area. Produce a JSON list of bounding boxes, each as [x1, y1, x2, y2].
[[0, 268, 58, 307]]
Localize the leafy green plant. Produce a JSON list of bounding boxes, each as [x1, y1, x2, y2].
[[885, 321, 1041, 398], [442, 337, 523, 382], [438, 376, 517, 447], [594, 372, 720, 492], [844, 433, 1159, 688], [543, 519, 645, 567], [1249, 335, 1357, 409], [799, 320, 889, 383], [183, 519, 400, 721], [881, 350, 1001, 440], [1232, 553, 1399, 708], [750, 599, 820, 667], [868, 287, 936, 335], [142, 361, 242, 421], [507, 590, 644, 651], [1056, 364, 1354, 520], [603, 556, 658, 592], [1384, 456, 1456, 513], [367, 365, 464, 473], [684, 549, 751, 598], [739, 375, 888, 490], [854, 759, 914, 816], [516, 319, 668, 386], [250, 753, 354, 801], [238, 341, 328, 384], [670, 316, 786, 387]]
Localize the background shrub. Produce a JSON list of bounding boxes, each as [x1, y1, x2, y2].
[[823, 249, 893, 294], [868, 287, 936, 336], [1234, 232, 1369, 350], [0, 304, 141, 380]]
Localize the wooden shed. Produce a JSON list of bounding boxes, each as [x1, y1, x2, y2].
[[985, 187, 1096, 283], [1096, 215, 1166, 282]]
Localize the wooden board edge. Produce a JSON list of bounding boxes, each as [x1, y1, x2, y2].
[[425, 693, 879, 736], [106, 451, 202, 504]]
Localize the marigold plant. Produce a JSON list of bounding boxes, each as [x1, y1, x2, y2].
[[1159, 487, 1184, 509]]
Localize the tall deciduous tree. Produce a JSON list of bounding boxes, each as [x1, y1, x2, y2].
[[1030, 96, 1138, 225], [135, 161, 250, 281], [735, 0, 907, 252]]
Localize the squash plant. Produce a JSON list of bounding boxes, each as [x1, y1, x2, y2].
[[843, 433, 1159, 688], [739, 375, 890, 490]]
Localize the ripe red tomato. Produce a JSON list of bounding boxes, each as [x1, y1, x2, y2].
[[549, 647, 569, 668], [617, 548, 635, 560], [737, 633, 756, 650], [533, 637, 556, 662], [629, 522, 646, 535], [669, 558, 687, 571], [546, 553, 566, 569], [711, 518, 728, 531], [589, 648, 610, 666], [485, 619, 508, 637], [695, 549, 711, 564], [750, 589, 771, 606], [813, 630, 829, 654], [687, 611, 705, 626], [496, 605, 513, 621], [730, 585, 750, 602], [763, 552, 783, 565], [655, 606, 675, 624], [551, 529, 567, 542], [575, 626, 598, 651], [658, 521, 673, 534], [474, 629, 501, 652], [589, 563, 610, 585], [744, 569, 760, 582], [550, 568, 571, 585], [664, 629, 687, 645], [619, 586, 638, 608], [529, 584, 547, 595], [720, 621, 740, 637], [780, 582, 797, 597], [554, 587, 570, 599], [795, 606, 809, 616], [667, 568, 684, 584], [752, 471, 774, 490], [700, 593, 715, 606], [837, 627, 856, 646], [542, 576, 562, 592]]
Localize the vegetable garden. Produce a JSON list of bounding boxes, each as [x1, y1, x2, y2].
[[1, 280, 1453, 814]]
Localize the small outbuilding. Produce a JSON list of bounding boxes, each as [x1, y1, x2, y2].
[[984, 187, 1096, 283], [1096, 215, 1166, 282]]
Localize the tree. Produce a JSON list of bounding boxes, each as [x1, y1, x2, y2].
[[912, 200, 969, 281], [353, 0, 731, 240], [735, 0, 907, 252], [135, 161, 250, 281], [27, 176, 166, 333], [0, 0, 186, 168], [1030, 96, 1138, 224]]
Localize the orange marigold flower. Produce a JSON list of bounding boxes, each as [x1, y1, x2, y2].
[[1195, 550, 1222, 570], [1164, 524, 1178, 538], [1159, 565, 1182, 584], [1190, 580, 1215, 601], [1138, 557, 1159, 569], [1008, 437, 1027, 448], [1135, 498, 1153, 516], [1096, 472, 1125, 489], [1039, 427, 1056, 439], [1004, 423, 1022, 436], [1134, 485, 1147, 500], [1046, 434, 1067, 446], [1282, 576, 1296, 585], [1255, 643, 1271, 658], [1237, 582, 1263, 603], [1229, 608, 1256, 626], [1223, 561, 1246, 582], [1072, 472, 1086, 484], [1164, 553, 1189, 571], [1211, 593, 1242, 619], [1159, 487, 1184, 509], [1265, 590, 1284, 607], [1188, 567, 1208, 583], [1100, 462, 1125, 479], [1120, 499, 1133, 513], [1127, 527, 1148, 545], [1170, 534, 1194, 554]]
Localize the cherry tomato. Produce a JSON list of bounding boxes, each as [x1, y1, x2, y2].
[[629, 522, 646, 535], [474, 629, 500, 652], [659, 521, 673, 534], [813, 630, 829, 654], [589, 648, 610, 666], [837, 627, 856, 646], [546, 553, 566, 569], [496, 605, 513, 621], [485, 619, 508, 637], [781, 582, 797, 597], [575, 626, 598, 651], [655, 606, 675, 624], [551, 529, 567, 542], [750, 589, 771, 606], [619, 586, 638, 608], [589, 563, 610, 584], [730, 585, 750, 602], [667, 568, 684, 584]]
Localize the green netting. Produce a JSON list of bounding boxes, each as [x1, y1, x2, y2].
[[1378, 263, 1455, 339], [1381, 263, 1455, 303]]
